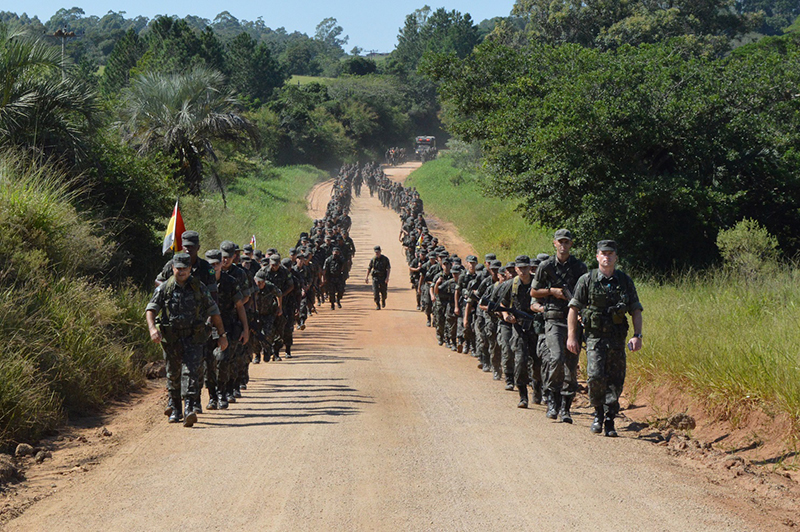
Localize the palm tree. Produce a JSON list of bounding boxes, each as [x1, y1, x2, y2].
[[0, 26, 98, 162], [119, 67, 259, 197]]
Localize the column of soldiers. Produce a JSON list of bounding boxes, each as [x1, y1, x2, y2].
[[145, 166, 361, 427], [382, 174, 644, 438]]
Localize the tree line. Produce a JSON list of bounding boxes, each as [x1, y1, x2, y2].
[[423, 0, 800, 271]]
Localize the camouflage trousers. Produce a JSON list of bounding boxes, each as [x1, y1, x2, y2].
[[498, 323, 514, 385], [163, 338, 204, 399], [586, 335, 627, 418], [542, 320, 579, 398]]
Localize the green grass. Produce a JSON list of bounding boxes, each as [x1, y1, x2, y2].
[[634, 270, 800, 428], [179, 164, 327, 255], [406, 155, 553, 261], [408, 154, 800, 434]]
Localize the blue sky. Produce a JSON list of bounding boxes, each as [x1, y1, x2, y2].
[[20, 1, 518, 53]]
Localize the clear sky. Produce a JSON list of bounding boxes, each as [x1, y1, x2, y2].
[[19, 1, 518, 53]]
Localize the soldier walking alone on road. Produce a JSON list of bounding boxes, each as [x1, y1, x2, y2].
[[366, 245, 391, 310]]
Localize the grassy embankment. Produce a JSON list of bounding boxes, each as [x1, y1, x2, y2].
[[0, 155, 326, 449], [407, 156, 800, 440], [406, 157, 553, 258]]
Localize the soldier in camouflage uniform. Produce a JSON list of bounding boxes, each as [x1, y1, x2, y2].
[[219, 241, 250, 403], [478, 260, 503, 378], [253, 268, 283, 364], [568, 240, 643, 437], [454, 255, 478, 354], [532, 229, 588, 423], [432, 258, 454, 347], [323, 247, 346, 309], [146, 253, 227, 427], [366, 245, 391, 310]]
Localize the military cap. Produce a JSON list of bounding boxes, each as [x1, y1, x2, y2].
[[173, 252, 192, 268], [269, 254, 281, 264], [289, 247, 297, 254], [241, 255, 252, 263], [181, 230, 200, 246], [266, 248, 278, 255], [476, 263, 485, 272], [490, 259, 502, 269], [243, 244, 253, 252], [515, 255, 531, 266], [537, 253, 550, 262], [220, 240, 237, 258], [506, 261, 516, 269], [451, 264, 463, 273], [438, 251, 449, 258], [466, 255, 478, 263], [281, 258, 293, 268], [259, 257, 270, 266], [442, 257, 452, 265], [498, 266, 507, 275], [485, 253, 497, 261], [255, 250, 264, 259], [300, 232, 309, 238], [554, 229, 573, 241], [374, 245, 381, 251], [205, 249, 221, 264], [332, 246, 341, 252], [234, 243, 241, 252], [597, 240, 617, 252], [531, 258, 541, 267], [254, 269, 268, 282]]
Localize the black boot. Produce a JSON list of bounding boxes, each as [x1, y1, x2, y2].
[[546, 393, 562, 420], [559, 395, 573, 424], [193, 395, 203, 414], [604, 416, 618, 438], [183, 399, 197, 427], [164, 393, 177, 417], [590, 408, 604, 434], [226, 384, 236, 404], [206, 387, 218, 410], [285, 346, 292, 359], [532, 382, 543, 405], [217, 389, 229, 410], [517, 387, 529, 409], [167, 392, 182, 423]]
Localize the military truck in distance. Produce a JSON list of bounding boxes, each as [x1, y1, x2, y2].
[[415, 136, 438, 162]]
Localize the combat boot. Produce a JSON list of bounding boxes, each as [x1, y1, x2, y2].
[[206, 388, 218, 410], [233, 385, 242, 399], [604, 416, 618, 438], [193, 396, 203, 414], [166, 392, 182, 423], [226, 384, 236, 404], [546, 393, 562, 420], [493, 369, 502, 381], [532, 382, 543, 406], [559, 395, 573, 424], [217, 390, 229, 410], [183, 399, 197, 427], [285, 346, 292, 359], [253, 354, 261, 364], [517, 387, 529, 409], [590, 408, 604, 433]]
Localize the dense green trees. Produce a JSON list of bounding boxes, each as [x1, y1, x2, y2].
[[425, 34, 800, 269]]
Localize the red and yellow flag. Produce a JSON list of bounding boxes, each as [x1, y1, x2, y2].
[[162, 199, 186, 255]]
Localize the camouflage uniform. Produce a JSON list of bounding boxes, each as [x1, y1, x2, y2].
[[146, 271, 219, 418], [368, 251, 391, 308]]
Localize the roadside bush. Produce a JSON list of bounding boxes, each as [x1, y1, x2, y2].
[[0, 152, 154, 448], [716, 218, 780, 276]]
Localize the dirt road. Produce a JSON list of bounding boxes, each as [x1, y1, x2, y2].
[[4, 163, 766, 531]]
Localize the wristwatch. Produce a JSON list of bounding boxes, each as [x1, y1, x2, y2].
[[633, 333, 643, 338]]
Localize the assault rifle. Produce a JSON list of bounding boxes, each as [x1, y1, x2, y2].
[[480, 297, 538, 331]]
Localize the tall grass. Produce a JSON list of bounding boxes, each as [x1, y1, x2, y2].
[[0, 152, 157, 447], [634, 270, 800, 427], [181, 164, 327, 254], [405, 156, 553, 260]]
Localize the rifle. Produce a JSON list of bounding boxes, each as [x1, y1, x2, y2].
[[480, 297, 538, 331]]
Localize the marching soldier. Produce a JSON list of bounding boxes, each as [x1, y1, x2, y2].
[[366, 245, 391, 310]]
